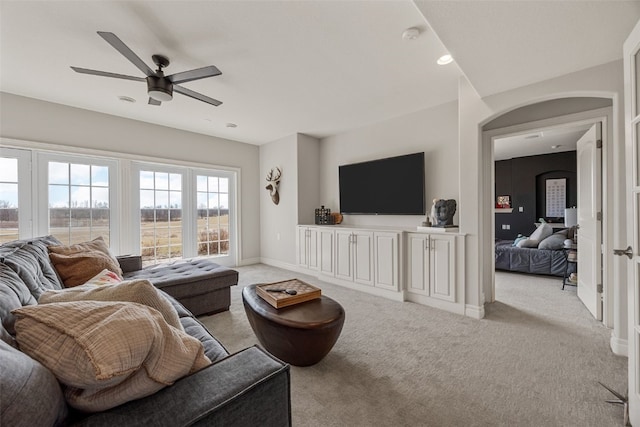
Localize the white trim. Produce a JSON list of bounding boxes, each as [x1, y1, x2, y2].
[[260, 257, 298, 272], [610, 334, 628, 357], [465, 303, 485, 319]]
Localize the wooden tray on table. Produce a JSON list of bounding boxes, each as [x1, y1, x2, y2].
[[256, 279, 321, 309]]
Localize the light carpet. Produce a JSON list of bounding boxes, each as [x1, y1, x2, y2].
[[199, 265, 627, 427]]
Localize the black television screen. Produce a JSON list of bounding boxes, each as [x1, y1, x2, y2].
[[339, 152, 425, 215]]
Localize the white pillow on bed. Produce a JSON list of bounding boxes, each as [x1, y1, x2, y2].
[[529, 223, 553, 242]]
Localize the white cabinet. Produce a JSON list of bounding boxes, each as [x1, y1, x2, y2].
[[407, 233, 456, 302], [335, 229, 374, 286], [297, 226, 319, 270], [374, 232, 399, 291], [318, 228, 335, 276]]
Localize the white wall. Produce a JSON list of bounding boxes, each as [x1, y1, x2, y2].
[[0, 92, 261, 264], [259, 134, 299, 268], [320, 100, 459, 228]]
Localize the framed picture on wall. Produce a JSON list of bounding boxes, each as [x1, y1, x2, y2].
[[496, 195, 511, 208], [545, 178, 566, 218]]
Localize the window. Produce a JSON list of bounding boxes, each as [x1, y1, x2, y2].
[[0, 157, 20, 243], [46, 159, 114, 246], [197, 175, 230, 256], [0, 148, 31, 243], [139, 169, 183, 264]]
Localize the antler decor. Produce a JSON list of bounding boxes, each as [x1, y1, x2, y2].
[[265, 166, 282, 205]]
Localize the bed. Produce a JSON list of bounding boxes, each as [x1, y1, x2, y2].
[[494, 239, 574, 277]]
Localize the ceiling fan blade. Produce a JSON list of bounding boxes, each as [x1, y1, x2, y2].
[[174, 85, 222, 106], [148, 97, 161, 106], [70, 66, 145, 82], [167, 65, 222, 84], [97, 31, 155, 77]]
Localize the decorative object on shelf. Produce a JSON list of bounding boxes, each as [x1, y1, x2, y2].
[[429, 198, 438, 226], [314, 206, 334, 225], [265, 166, 282, 205], [496, 195, 511, 209], [434, 199, 457, 228], [331, 212, 343, 224]]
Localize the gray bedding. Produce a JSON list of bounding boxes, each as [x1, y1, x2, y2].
[[495, 239, 574, 277]]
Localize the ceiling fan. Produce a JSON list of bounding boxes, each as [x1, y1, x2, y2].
[[71, 31, 222, 107]]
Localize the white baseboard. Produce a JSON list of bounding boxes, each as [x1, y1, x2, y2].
[[465, 304, 485, 319], [236, 257, 261, 267], [610, 334, 628, 357], [259, 257, 298, 272]]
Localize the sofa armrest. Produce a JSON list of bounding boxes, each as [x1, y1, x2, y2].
[[73, 346, 291, 427], [116, 255, 142, 274]]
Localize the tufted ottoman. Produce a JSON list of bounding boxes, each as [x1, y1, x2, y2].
[[121, 258, 238, 316]]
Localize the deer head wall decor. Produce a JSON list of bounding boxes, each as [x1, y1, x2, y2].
[[265, 166, 282, 205]]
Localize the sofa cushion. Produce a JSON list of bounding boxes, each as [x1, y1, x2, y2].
[[39, 279, 184, 331], [13, 300, 211, 412], [1, 241, 63, 300], [0, 263, 37, 346], [48, 237, 123, 287], [0, 339, 68, 427]]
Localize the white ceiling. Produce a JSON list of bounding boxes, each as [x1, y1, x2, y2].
[[494, 125, 591, 161], [1, 1, 639, 147]]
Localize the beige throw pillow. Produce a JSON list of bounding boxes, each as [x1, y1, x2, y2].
[[48, 237, 123, 287], [12, 300, 211, 412], [39, 279, 183, 331]]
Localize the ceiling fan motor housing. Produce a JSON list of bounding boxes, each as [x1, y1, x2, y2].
[[147, 75, 173, 101]]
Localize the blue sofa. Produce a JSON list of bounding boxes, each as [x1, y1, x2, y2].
[[0, 236, 291, 426]]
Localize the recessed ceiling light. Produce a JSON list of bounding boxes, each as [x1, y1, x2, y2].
[[118, 95, 136, 103], [551, 144, 562, 149], [437, 54, 453, 65], [402, 27, 420, 40], [226, 123, 237, 128]]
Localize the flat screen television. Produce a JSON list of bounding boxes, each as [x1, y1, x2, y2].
[[339, 152, 425, 215]]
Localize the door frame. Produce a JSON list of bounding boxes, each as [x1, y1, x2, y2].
[[482, 105, 613, 328]]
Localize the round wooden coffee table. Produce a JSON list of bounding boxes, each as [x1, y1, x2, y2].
[[242, 284, 345, 366]]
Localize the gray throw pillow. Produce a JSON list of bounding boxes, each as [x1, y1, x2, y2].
[[539, 232, 568, 250]]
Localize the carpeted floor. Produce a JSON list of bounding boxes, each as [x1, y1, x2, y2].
[[199, 265, 628, 427]]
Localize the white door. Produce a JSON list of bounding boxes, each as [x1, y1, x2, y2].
[[429, 235, 456, 302], [335, 230, 353, 281], [407, 233, 429, 295], [623, 18, 640, 426], [576, 123, 602, 320]]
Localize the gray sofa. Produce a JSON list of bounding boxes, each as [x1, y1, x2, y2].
[[0, 236, 291, 426]]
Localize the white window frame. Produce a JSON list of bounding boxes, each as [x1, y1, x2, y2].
[[192, 168, 237, 266], [36, 152, 120, 252], [0, 147, 32, 239], [131, 162, 237, 266]]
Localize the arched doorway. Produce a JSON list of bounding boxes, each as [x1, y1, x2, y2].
[[481, 96, 614, 326]]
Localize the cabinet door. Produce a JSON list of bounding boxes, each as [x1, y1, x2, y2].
[[335, 230, 353, 281], [307, 227, 319, 271], [407, 233, 429, 295], [297, 226, 308, 267], [429, 234, 456, 302], [374, 232, 398, 290], [319, 228, 335, 275], [353, 231, 374, 286]]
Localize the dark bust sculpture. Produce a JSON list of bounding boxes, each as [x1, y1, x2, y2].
[[434, 199, 457, 227]]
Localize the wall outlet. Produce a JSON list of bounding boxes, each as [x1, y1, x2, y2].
[[519, 206, 524, 212], [506, 224, 511, 230], [276, 233, 281, 241]]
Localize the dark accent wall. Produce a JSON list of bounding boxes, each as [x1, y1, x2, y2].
[[495, 151, 576, 240]]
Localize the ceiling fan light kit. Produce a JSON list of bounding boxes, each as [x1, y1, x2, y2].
[[71, 31, 222, 107]]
